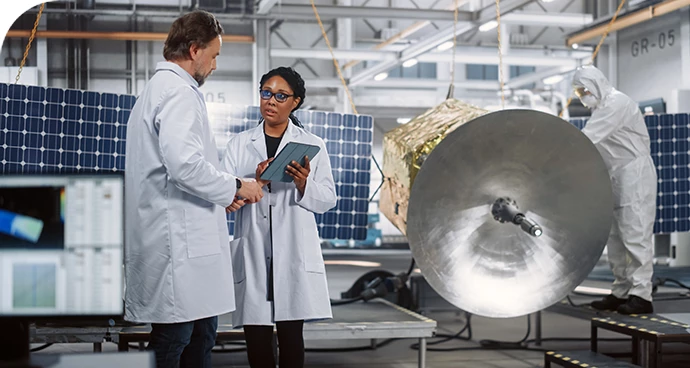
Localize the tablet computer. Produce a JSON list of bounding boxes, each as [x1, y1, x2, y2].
[[260, 141, 321, 183]]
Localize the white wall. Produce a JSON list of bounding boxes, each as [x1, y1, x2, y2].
[[616, 11, 684, 104]]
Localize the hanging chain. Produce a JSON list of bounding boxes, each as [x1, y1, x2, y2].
[[15, 3, 46, 84]]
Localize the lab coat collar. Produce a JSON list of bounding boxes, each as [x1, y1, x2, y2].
[[250, 119, 301, 161], [155, 61, 199, 88]]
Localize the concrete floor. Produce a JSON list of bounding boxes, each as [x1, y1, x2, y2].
[[31, 252, 690, 367]]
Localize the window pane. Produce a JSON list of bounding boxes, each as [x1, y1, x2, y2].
[[485, 65, 499, 80], [419, 62, 436, 79], [466, 64, 484, 80]]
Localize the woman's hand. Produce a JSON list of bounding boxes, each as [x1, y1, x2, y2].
[[256, 158, 274, 187], [286, 156, 311, 195]]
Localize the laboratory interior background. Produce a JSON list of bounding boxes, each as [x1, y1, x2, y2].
[[2, 0, 690, 367]]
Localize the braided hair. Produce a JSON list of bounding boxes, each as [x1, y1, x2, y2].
[[259, 66, 306, 128]]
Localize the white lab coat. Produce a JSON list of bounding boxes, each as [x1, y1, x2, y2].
[[124, 62, 237, 323], [221, 121, 337, 326], [573, 66, 657, 301]]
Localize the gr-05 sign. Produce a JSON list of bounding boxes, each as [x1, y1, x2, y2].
[[631, 29, 676, 57]]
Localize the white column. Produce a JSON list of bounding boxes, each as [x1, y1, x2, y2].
[[680, 8, 690, 89], [336, 0, 353, 114], [36, 16, 47, 87], [252, 20, 271, 106], [499, 22, 510, 85]]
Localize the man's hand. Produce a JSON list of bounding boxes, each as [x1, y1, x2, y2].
[[255, 158, 274, 187], [286, 156, 311, 195], [237, 179, 263, 203], [225, 196, 246, 213]]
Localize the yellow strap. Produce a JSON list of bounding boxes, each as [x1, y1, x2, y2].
[[15, 3, 46, 84], [495, 0, 505, 109], [559, 0, 627, 118]]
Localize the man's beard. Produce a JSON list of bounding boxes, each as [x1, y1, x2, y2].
[[194, 71, 208, 87]]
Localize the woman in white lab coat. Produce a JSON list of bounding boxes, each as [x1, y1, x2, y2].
[[221, 66, 337, 368]]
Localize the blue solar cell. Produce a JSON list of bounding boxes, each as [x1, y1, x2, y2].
[[358, 116, 372, 130], [65, 90, 82, 105], [83, 91, 99, 106], [26, 102, 44, 118], [8, 85, 27, 100], [62, 121, 79, 136], [337, 226, 353, 240], [45, 88, 64, 104], [326, 126, 341, 141], [343, 128, 356, 142], [353, 228, 367, 240], [8, 100, 26, 116], [342, 142, 355, 156], [101, 93, 118, 108], [1, 83, 373, 240]]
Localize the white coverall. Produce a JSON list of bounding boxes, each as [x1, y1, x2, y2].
[[573, 66, 657, 302]]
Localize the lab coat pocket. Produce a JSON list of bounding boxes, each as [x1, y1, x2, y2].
[[184, 207, 222, 259], [302, 227, 325, 274], [230, 237, 246, 284]]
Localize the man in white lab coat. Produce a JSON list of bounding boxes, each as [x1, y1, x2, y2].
[[572, 65, 657, 315], [124, 10, 263, 368]]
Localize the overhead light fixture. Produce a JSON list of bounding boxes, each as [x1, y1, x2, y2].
[[397, 118, 411, 124], [374, 72, 389, 81], [479, 20, 498, 32], [572, 43, 579, 49], [402, 58, 419, 68], [542, 75, 565, 85], [436, 41, 454, 51], [541, 0, 556, 2]]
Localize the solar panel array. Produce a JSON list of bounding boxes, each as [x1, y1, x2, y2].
[[570, 116, 690, 234], [0, 83, 373, 240]]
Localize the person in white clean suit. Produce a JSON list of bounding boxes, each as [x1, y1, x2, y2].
[[222, 66, 337, 368], [124, 11, 263, 368], [572, 65, 657, 315]]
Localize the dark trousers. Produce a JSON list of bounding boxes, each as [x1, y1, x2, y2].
[[244, 320, 305, 368], [147, 316, 218, 368]]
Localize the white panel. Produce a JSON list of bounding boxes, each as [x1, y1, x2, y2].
[[0, 67, 38, 86], [617, 12, 682, 103], [198, 80, 254, 107], [89, 79, 129, 95]]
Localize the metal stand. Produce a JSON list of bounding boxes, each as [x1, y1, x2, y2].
[[417, 337, 426, 368], [534, 311, 542, 346]]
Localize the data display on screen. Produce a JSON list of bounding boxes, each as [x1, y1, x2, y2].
[[0, 175, 123, 317]]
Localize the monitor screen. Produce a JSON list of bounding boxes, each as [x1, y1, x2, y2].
[[0, 174, 124, 317]]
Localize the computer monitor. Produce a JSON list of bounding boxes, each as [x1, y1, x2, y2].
[[0, 174, 124, 319]]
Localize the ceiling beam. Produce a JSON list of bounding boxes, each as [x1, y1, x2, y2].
[[501, 12, 593, 27], [272, 46, 591, 67], [566, 0, 690, 47], [305, 78, 499, 90], [348, 0, 537, 86], [268, 4, 473, 21], [256, 0, 280, 14], [505, 66, 575, 89]]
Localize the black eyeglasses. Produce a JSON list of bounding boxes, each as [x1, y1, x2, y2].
[[260, 89, 293, 103]]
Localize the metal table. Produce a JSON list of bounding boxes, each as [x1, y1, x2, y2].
[[591, 313, 690, 368], [31, 299, 436, 368]]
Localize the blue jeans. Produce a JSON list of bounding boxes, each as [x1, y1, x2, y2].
[[147, 316, 218, 368]]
